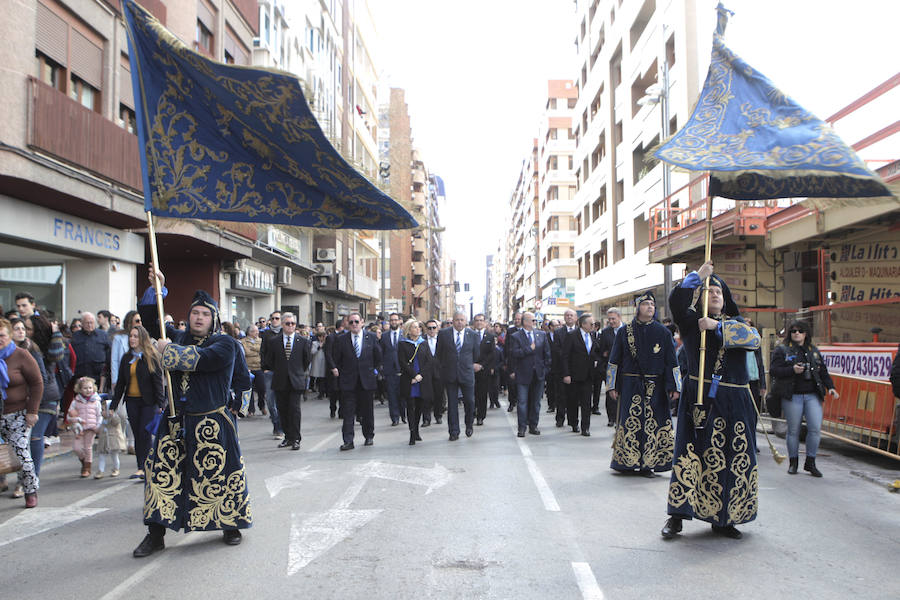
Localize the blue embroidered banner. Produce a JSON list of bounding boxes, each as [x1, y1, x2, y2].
[[654, 3, 892, 201], [123, 0, 416, 230]]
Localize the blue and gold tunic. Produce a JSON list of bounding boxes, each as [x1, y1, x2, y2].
[[139, 296, 253, 532], [666, 272, 761, 527], [607, 319, 680, 472]]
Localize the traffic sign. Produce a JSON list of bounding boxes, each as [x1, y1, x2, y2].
[[535, 300, 543, 309]]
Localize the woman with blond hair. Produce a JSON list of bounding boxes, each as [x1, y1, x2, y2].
[[111, 325, 165, 480], [397, 320, 433, 445]]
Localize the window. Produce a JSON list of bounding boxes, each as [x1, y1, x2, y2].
[[119, 104, 136, 134], [197, 20, 213, 54], [69, 74, 98, 111], [224, 49, 234, 64], [35, 52, 63, 91]]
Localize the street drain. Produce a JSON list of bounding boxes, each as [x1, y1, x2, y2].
[[434, 559, 498, 571]]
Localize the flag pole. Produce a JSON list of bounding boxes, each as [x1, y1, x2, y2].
[[695, 193, 715, 426], [146, 210, 177, 419]]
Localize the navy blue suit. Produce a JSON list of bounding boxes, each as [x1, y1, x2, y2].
[[333, 329, 382, 444], [435, 327, 479, 437], [509, 328, 552, 431], [380, 328, 404, 424]]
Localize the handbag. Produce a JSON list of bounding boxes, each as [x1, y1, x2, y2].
[[0, 443, 22, 475]]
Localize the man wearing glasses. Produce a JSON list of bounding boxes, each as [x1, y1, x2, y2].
[[259, 311, 283, 438], [423, 319, 444, 426], [436, 312, 479, 440], [332, 312, 382, 450], [262, 313, 310, 451]]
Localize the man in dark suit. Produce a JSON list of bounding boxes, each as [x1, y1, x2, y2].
[[436, 311, 479, 440], [506, 312, 550, 437], [509, 311, 552, 437], [554, 308, 579, 428], [332, 311, 383, 450], [380, 313, 404, 425], [546, 318, 561, 414], [323, 317, 346, 419], [562, 313, 599, 436], [423, 319, 444, 426], [597, 308, 623, 426], [505, 312, 523, 412], [262, 312, 310, 450], [471, 313, 497, 426]]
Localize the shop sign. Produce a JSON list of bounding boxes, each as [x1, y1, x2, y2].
[[0, 194, 144, 263], [267, 227, 302, 258], [232, 265, 275, 293], [819, 346, 896, 382]]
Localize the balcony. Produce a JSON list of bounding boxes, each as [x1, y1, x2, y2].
[[353, 273, 379, 299], [28, 77, 142, 190]]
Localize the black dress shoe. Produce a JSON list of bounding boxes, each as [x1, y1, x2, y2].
[[572, 426, 580, 433], [712, 525, 743, 539], [529, 427, 541, 435], [449, 434, 459, 441], [415, 433, 422, 441], [581, 430, 590, 437], [517, 429, 526, 438], [409, 439, 416, 445], [330, 410, 336, 419], [661, 517, 682, 539], [435, 417, 443, 424], [223, 530, 242, 545], [476, 419, 483, 426], [555, 422, 564, 428], [591, 409, 602, 415], [507, 405, 515, 412], [546, 407, 555, 413], [391, 421, 399, 426], [401, 417, 407, 424], [465, 427, 473, 437], [422, 420, 431, 427], [640, 469, 656, 478], [133, 534, 165, 558], [278, 439, 291, 448], [364, 438, 374, 446], [291, 441, 300, 451], [607, 422, 615, 427], [340, 442, 354, 451]]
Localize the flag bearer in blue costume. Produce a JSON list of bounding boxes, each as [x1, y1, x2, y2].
[[132, 268, 252, 558], [662, 261, 761, 541], [607, 290, 680, 476]]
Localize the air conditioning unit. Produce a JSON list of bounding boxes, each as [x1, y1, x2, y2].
[[222, 259, 248, 274], [276, 266, 292, 286], [315, 263, 334, 276], [318, 276, 330, 287], [316, 248, 336, 261]]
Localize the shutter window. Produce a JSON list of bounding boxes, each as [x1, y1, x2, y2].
[[120, 64, 134, 108], [198, 1, 215, 31], [36, 2, 68, 67], [70, 30, 102, 90]]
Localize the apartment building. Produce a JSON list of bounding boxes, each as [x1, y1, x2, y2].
[[506, 140, 540, 316], [571, 0, 705, 320], [0, 0, 324, 326]]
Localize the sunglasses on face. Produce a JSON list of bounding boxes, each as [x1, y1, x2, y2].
[[348, 319, 360, 324], [790, 329, 803, 334], [272, 316, 281, 320], [427, 325, 437, 329]]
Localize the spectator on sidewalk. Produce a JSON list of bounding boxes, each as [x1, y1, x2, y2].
[[111, 325, 165, 480], [240, 325, 267, 416], [0, 317, 43, 507], [71, 312, 111, 393], [95, 395, 127, 478]]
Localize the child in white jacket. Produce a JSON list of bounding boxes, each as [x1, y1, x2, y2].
[[94, 397, 127, 478]]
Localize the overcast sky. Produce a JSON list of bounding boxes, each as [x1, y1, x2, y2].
[[371, 0, 900, 316]]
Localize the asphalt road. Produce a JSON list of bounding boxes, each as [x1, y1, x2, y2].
[[2, 392, 899, 600]]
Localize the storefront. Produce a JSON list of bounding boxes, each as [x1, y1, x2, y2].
[[0, 194, 144, 320], [222, 259, 276, 330]]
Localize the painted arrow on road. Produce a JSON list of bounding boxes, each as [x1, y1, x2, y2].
[[354, 460, 453, 495], [265, 466, 319, 498], [288, 507, 382, 575]]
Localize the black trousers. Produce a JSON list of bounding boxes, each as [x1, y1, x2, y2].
[[591, 372, 605, 411], [475, 371, 490, 420], [341, 383, 374, 444], [250, 369, 267, 411], [507, 369, 518, 406], [426, 377, 445, 421], [570, 380, 592, 431], [556, 377, 569, 426], [406, 395, 423, 437], [605, 390, 618, 424], [275, 388, 302, 442], [546, 372, 557, 410], [489, 373, 500, 407]]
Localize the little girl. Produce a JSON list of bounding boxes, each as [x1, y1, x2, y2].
[[94, 396, 127, 478], [67, 377, 102, 478]]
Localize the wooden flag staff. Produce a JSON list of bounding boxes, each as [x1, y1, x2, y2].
[[146, 211, 177, 419]]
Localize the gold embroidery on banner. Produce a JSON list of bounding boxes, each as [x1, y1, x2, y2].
[[186, 417, 251, 529], [143, 426, 184, 524], [722, 321, 761, 350], [163, 344, 200, 372]]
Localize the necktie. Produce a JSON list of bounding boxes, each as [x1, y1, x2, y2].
[[528, 331, 534, 345], [480, 330, 484, 342], [285, 334, 292, 359], [456, 331, 462, 352], [584, 331, 590, 352], [393, 330, 397, 347], [354, 334, 361, 358]]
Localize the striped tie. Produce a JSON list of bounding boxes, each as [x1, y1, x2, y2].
[[456, 331, 462, 352], [354, 334, 361, 358], [285, 335, 292, 359]]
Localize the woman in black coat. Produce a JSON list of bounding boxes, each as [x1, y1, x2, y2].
[[111, 325, 165, 479], [398, 319, 433, 445]]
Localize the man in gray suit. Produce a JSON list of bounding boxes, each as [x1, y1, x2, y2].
[[436, 311, 479, 441]]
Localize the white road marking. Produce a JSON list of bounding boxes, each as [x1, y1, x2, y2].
[[0, 482, 131, 548], [287, 508, 382, 575], [265, 466, 318, 498], [334, 476, 368, 509], [308, 431, 339, 452], [354, 460, 453, 495], [571, 562, 605, 599], [97, 536, 194, 600], [504, 402, 560, 511]]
